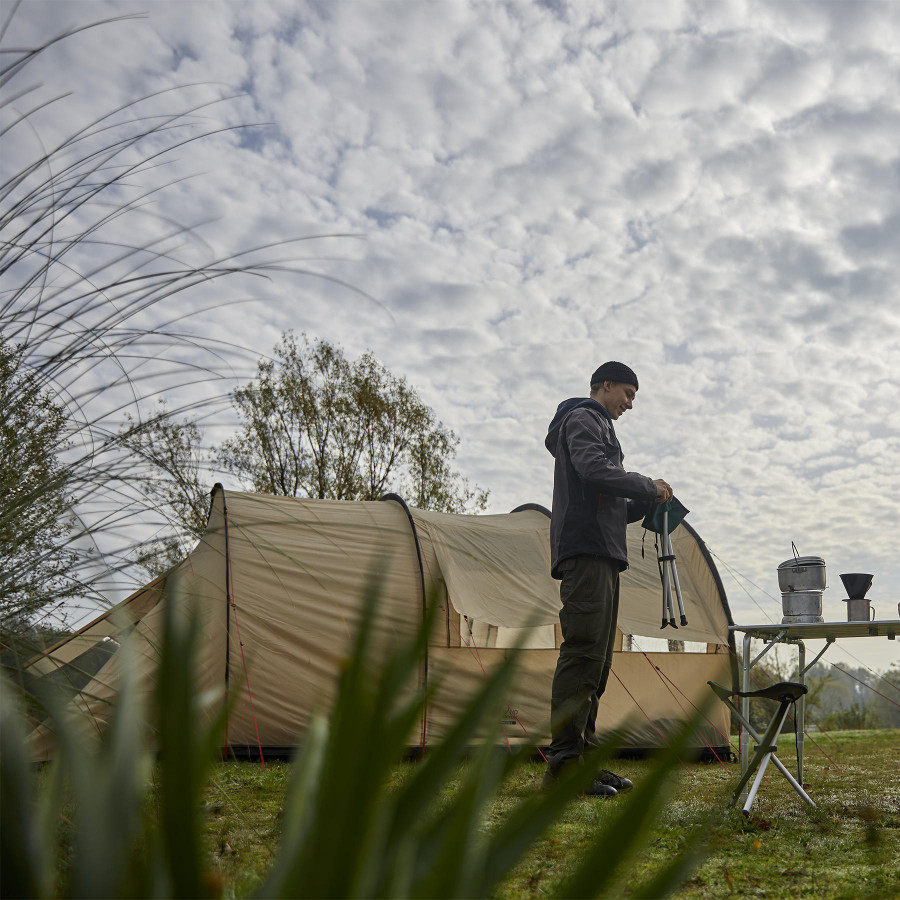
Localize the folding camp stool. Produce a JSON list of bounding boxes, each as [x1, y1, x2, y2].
[[708, 680, 816, 815]]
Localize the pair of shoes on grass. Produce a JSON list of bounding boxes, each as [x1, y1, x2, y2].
[[541, 765, 633, 798], [595, 768, 633, 793]]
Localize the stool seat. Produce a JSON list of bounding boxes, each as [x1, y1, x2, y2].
[[709, 680, 808, 703]]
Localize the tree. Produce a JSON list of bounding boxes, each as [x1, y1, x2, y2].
[[218, 333, 488, 512], [0, 339, 78, 641], [872, 664, 900, 729], [1, 11, 378, 650], [118, 400, 212, 576], [402, 412, 487, 512]]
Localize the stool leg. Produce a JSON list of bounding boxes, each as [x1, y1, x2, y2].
[[729, 700, 791, 808], [743, 740, 816, 811], [666, 531, 688, 625], [771, 758, 816, 809], [743, 749, 775, 814]]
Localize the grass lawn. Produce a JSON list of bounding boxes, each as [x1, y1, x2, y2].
[[204, 729, 900, 898]]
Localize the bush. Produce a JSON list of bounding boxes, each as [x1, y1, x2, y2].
[[820, 703, 883, 732]]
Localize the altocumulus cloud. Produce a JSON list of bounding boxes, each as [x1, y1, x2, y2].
[[5, 0, 899, 669]]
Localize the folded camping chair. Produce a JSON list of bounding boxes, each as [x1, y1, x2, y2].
[[708, 680, 816, 814]]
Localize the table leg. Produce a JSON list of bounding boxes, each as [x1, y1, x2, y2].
[[741, 632, 751, 792], [797, 640, 806, 786]]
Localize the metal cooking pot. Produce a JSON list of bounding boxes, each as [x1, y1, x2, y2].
[[782, 612, 824, 624], [777, 555, 826, 593], [781, 589, 823, 618]]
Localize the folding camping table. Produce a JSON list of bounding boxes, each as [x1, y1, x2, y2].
[[729, 620, 899, 805]]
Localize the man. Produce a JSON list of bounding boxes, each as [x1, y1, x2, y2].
[[542, 361, 672, 797]]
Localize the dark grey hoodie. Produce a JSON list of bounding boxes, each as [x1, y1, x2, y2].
[[545, 398, 657, 578]]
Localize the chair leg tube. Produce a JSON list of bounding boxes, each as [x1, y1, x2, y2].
[[743, 751, 774, 814], [730, 700, 791, 806], [769, 756, 816, 808]]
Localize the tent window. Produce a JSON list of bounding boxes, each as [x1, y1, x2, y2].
[[620, 635, 709, 653], [459, 615, 555, 650]]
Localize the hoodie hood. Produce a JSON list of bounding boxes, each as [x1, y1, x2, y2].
[[545, 397, 611, 455]]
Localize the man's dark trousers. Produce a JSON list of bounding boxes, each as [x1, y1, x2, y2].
[[547, 554, 620, 770]]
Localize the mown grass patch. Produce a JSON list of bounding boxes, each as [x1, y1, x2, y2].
[[202, 761, 291, 896], [202, 729, 900, 899]]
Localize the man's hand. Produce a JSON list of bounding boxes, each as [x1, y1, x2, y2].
[[653, 479, 673, 503]]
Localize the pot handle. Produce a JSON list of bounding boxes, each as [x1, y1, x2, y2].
[[870, 605, 876, 621], [791, 541, 800, 564]]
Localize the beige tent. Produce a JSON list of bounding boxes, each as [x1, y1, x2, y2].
[[25, 486, 736, 760]]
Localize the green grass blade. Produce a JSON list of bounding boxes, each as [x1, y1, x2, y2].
[[480, 746, 613, 890], [155, 575, 222, 898], [628, 815, 719, 900], [407, 742, 508, 899], [259, 713, 329, 890], [554, 703, 716, 899], [391, 650, 520, 829], [65, 619, 145, 897], [0, 685, 44, 899], [258, 577, 415, 898]]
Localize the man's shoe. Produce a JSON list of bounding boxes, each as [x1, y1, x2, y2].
[[585, 780, 618, 797], [596, 768, 633, 791], [541, 768, 618, 797]]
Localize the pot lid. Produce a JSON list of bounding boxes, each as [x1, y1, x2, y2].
[[778, 556, 826, 569]]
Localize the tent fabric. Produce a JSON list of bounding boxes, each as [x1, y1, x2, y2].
[[210, 492, 425, 748], [25, 486, 735, 759], [426, 647, 731, 749], [421, 503, 728, 645], [411, 507, 558, 630]]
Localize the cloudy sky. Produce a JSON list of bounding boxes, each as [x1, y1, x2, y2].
[[5, 1, 898, 672]]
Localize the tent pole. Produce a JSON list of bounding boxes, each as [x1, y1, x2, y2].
[[221, 487, 233, 755], [380, 494, 430, 756]]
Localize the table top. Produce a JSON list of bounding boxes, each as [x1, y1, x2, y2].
[[730, 620, 900, 640]]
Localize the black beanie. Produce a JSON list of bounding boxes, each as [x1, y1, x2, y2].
[[590, 361, 638, 390]]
